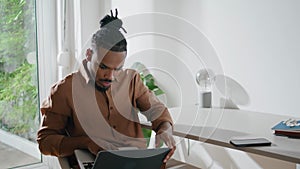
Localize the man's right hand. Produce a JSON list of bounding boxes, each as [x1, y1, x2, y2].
[[87, 140, 103, 155]]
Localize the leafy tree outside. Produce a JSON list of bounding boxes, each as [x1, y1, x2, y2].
[[0, 0, 38, 142]]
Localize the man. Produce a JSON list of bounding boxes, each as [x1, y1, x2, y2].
[[37, 9, 176, 168]]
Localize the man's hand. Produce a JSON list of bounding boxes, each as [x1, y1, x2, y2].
[[155, 122, 176, 163], [87, 140, 103, 155]]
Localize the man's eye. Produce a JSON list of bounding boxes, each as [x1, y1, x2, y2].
[[99, 64, 107, 69], [115, 67, 123, 71]]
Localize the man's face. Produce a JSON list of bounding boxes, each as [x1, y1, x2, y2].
[[90, 47, 126, 91]]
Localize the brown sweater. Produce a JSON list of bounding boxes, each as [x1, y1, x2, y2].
[[37, 60, 173, 159]]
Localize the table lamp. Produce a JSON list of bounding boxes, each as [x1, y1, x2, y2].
[[196, 69, 215, 108]]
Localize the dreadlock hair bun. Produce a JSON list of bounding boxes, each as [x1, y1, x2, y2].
[[100, 14, 123, 31], [92, 9, 127, 52]]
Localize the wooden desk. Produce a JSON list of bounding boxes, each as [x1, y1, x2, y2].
[[142, 106, 300, 163]]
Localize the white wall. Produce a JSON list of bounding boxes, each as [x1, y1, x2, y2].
[[80, 0, 111, 48], [115, 0, 300, 117], [111, 0, 300, 168], [184, 0, 300, 117], [153, 0, 300, 117]]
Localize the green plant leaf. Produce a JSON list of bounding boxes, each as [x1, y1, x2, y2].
[[142, 128, 152, 147], [153, 88, 164, 96]]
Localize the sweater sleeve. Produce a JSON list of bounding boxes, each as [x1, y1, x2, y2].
[[37, 110, 67, 156], [37, 109, 91, 157], [37, 79, 84, 157], [133, 71, 173, 131]]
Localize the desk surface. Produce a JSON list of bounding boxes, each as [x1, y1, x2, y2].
[[142, 106, 300, 163]]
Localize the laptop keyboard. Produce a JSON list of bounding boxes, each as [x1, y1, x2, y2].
[[83, 162, 94, 169]]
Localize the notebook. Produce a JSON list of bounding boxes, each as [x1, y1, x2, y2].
[[75, 148, 171, 169], [271, 120, 300, 138]]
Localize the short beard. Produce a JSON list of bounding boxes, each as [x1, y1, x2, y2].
[[94, 83, 109, 92]]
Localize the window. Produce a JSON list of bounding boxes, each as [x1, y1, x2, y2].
[[0, 0, 40, 168]]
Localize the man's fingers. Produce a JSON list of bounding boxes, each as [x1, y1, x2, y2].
[[165, 134, 176, 148], [156, 133, 176, 163], [163, 147, 176, 163], [156, 132, 176, 148]]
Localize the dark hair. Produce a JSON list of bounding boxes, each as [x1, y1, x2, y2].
[[91, 9, 127, 52]]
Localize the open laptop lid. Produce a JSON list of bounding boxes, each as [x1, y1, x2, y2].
[[92, 148, 170, 169]]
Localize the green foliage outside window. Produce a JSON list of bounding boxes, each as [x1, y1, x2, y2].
[[0, 0, 38, 141], [0, 63, 38, 139]]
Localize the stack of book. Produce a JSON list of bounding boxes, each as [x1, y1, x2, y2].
[[271, 119, 300, 138]]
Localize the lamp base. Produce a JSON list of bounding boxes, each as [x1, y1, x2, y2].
[[202, 92, 212, 108]]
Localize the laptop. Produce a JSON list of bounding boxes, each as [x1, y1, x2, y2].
[[75, 148, 171, 169]]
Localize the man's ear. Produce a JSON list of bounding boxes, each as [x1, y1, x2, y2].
[[86, 48, 93, 61]]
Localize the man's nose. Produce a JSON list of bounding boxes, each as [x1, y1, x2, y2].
[[104, 69, 114, 79]]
